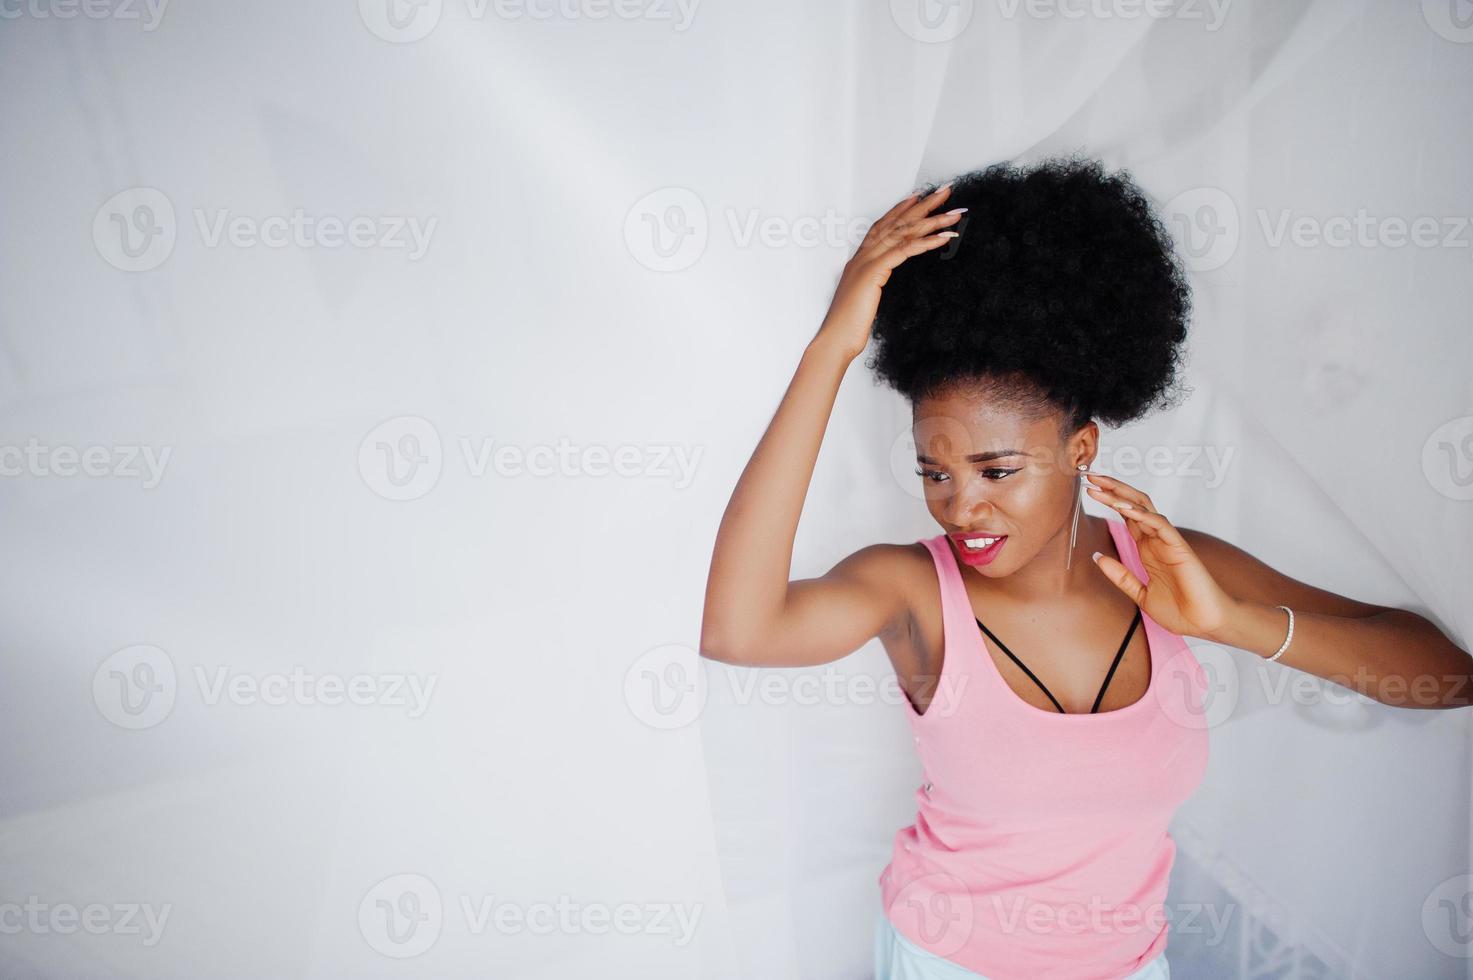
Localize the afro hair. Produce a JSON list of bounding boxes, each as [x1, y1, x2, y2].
[[866, 153, 1193, 433]]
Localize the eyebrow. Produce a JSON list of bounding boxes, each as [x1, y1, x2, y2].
[[916, 449, 1029, 464]]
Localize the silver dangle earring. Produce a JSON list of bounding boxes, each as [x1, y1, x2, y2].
[[1066, 463, 1087, 570]]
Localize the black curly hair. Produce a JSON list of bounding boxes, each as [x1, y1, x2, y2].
[[866, 153, 1193, 434]]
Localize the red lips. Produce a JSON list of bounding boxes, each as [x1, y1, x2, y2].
[[950, 532, 1008, 567]]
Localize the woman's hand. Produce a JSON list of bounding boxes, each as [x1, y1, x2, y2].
[[1085, 473, 1238, 640], [813, 182, 967, 361]]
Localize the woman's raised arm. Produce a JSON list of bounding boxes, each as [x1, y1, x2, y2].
[[699, 184, 964, 667]]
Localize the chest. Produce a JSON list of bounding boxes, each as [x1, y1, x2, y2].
[[914, 632, 1212, 828], [977, 606, 1153, 715], [887, 589, 1155, 717]]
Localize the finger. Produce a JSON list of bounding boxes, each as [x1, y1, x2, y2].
[[882, 191, 922, 222], [1104, 503, 1189, 548], [862, 205, 964, 255], [1085, 484, 1147, 513], [1084, 475, 1155, 514], [890, 230, 961, 262], [1084, 484, 1146, 513], [899, 181, 954, 223], [1092, 552, 1146, 605], [864, 192, 923, 243], [897, 208, 968, 239], [853, 232, 954, 287]]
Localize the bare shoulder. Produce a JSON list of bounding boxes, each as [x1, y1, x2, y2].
[[820, 538, 935, 637], [842, 539, 930, 639], [855, 539, 943, 683]]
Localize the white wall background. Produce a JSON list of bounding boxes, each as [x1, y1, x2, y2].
[[1, 0, 1470, 977]]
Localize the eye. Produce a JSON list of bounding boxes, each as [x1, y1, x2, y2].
[[913, 467, 1019, 482]]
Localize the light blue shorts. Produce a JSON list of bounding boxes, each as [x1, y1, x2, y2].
[[874, 909, 1171, 980]]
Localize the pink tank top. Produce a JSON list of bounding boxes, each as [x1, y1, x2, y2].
[[878, 516, 1211, 980]]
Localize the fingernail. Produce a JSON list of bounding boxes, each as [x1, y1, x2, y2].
[[938, 231, 960, 238], [1091, 551, 1103, 562], [946, 207, 968, 215], [1117, 502, 1133, 510]]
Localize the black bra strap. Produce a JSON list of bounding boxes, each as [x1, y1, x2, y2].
[[977, 608, 1144, 714], [1091, 609, 1142, 713], [975, 617, 1066, 713]]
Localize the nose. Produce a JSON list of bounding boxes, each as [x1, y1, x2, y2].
[[941, 481, 993, 530]]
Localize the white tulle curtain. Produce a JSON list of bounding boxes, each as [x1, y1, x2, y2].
[[1, 0, 1469, 977]]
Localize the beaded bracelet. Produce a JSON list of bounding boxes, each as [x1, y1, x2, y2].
[[1267, 605, 1294, 662]]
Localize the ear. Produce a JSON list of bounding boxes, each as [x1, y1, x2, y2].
[[1062, 417, 1099, 473]]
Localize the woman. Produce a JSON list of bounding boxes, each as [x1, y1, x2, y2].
[[699, 156, 1472, 980]]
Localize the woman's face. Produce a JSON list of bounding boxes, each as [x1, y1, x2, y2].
[[912, 388, 1094, 578]]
